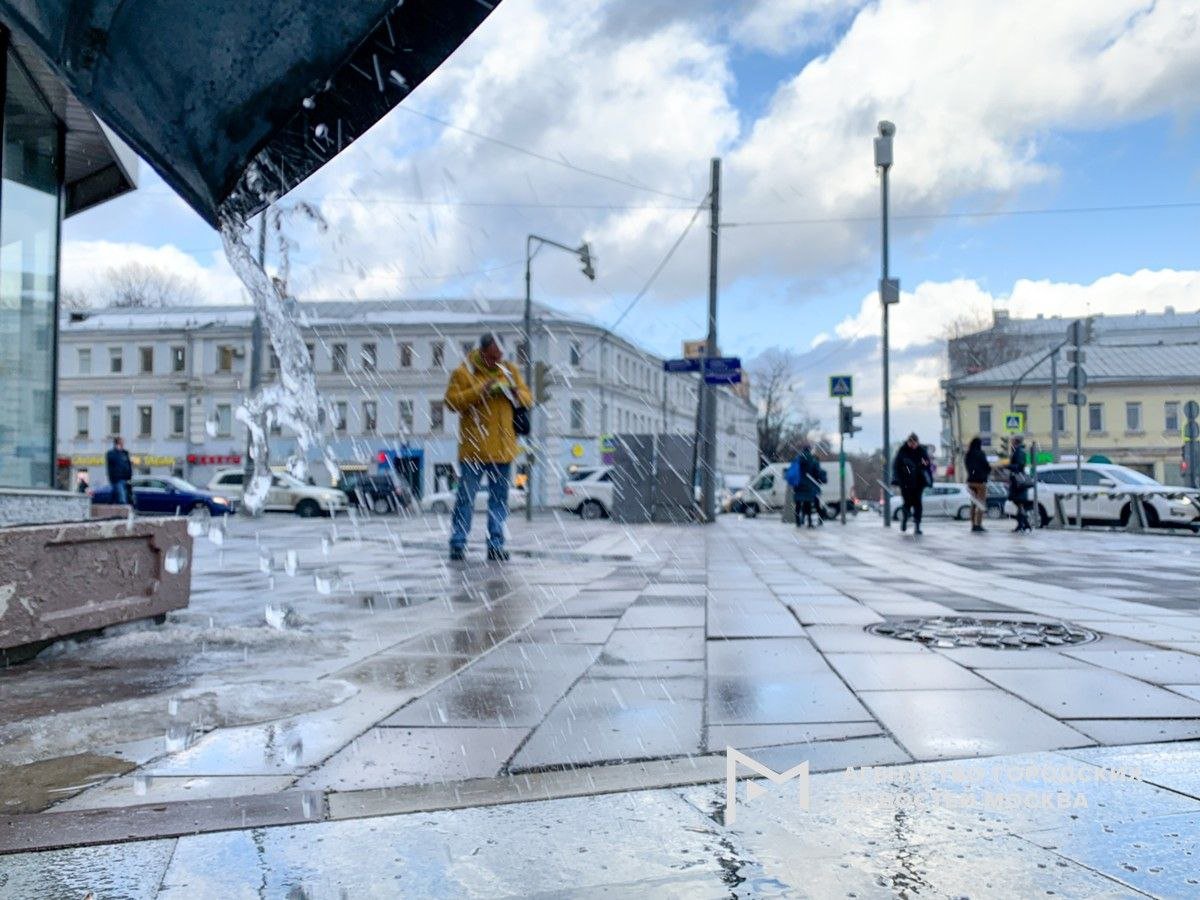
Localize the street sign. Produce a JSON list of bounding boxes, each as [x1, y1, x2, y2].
[[1066, 348, 1086, 365], [879, 277, 900, 305], [1186, 400, 1200, 420], [1066, 366, 1087, 391], [663, 357, 701, 373], [702, 356, 742, 384], [1003, 412, 1025, 433], [1068, 390, 1087, 406], [829, 375, 853, 398]]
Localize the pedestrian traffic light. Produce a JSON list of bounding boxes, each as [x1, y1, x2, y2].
[[839, 404, 862, 436], [534, 361, 552, 403]]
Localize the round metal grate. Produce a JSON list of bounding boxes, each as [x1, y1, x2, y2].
[[865, 616, 1099, 649]]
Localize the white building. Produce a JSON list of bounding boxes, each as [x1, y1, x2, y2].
[[55, 299, 759, 504]]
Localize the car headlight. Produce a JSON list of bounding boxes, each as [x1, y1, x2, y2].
[[213, 496, 229, 506], [1179, 496, 1194, 506]]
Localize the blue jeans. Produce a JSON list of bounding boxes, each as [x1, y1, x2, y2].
[[113, 480, 130, 505], [450, 462, 511, 551]]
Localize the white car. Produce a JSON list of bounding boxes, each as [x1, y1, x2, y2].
[[1013, 463, 1199, 529], [206, 467, 348, 517], [422, 485, 527, 514], [886, 483, 976, 521], [561, 466, 613, 520]]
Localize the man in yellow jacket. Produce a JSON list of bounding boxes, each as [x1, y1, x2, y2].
[[444, 333, 533, 561]]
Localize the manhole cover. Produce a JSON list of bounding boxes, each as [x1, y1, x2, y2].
[[865, 616, 1099, 649]]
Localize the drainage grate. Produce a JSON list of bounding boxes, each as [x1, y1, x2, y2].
[[865, 616, 1099, 649]]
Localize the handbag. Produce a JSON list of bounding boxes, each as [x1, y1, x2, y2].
[[512, 403, 531, 437]]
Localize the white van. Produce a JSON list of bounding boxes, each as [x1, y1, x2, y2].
[[735, 460, 857, 518]]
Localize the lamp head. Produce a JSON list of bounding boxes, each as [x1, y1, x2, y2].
[[878, 120, 896, 137], [578, 242, 596, 281]]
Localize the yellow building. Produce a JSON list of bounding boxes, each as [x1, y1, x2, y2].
[[944, 344, 1200, 485]]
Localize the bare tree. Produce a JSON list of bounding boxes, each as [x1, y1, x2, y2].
[[59, 288, 89, 311], [748, 348, 820, 465], [945, 310, 1021, 377], [95, 261, 201, 308]]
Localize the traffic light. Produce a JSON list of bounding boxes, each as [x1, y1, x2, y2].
[[839, 404, 862, 436], [533, 361, 552, 403], [999, 436, 1010, 459]]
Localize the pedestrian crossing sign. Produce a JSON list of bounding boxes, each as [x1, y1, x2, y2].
[[1004, 412, 1025, 433], [829, 375, 853, 398]]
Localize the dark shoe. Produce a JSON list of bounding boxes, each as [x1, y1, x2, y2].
[[971, 525, 985, 533], [487, 547, 510, 562], [449, 547, 465, 562], [914, 525, 922, 535], [900, 515, 908, 533]]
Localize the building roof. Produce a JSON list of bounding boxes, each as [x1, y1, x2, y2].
[[949, 342, 1200, 388]]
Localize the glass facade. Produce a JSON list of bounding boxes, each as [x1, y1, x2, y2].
[[0, 50, 62, 488]]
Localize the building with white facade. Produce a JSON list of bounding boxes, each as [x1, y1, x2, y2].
[[55, 299, 759, 505]]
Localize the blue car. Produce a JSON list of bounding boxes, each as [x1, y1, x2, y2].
[[92, 476, 234, 517]]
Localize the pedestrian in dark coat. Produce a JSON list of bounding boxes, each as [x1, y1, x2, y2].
[[787, 445, 826, 528], [105, 437, 133, 505], [965, 436, 991, 533], [1008, 436, 1033, 533], [892, 433, 931, 534]]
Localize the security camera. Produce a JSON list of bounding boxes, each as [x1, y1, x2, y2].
[[878, 120, 896, 137]]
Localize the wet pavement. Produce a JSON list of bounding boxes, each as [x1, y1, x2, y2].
[[4, 510, 1200, 891]]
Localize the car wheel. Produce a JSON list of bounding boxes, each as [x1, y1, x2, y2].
[[371, 496, 391, 515], [296, 499, 320, 518], [955, 505, 969, 521], [743, 503, 759, 518], [1118, 503, 1132, 527], [430, 500, 449, 515], [580, 500, 604, 520], [1143, 503, 1160, 528]]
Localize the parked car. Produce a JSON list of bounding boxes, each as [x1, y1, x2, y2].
[[885, 483, 975, 521], [337, 472, 412, 514], [561, 466, 613, 519], [1008, 463, 1200, 529], [206, 467, 348, 517], [720, 473, 752, 513], [422, 484, 527, 514], [92, 476, 234, 517]]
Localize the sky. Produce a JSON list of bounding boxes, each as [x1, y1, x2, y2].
[[61, 0, 1200, 454]]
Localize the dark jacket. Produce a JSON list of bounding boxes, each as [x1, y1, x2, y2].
[[791, 451, 825, 502], [892, 443, 931, 492], [106, 447, 132, 484], [965, 446, 991, 484], [1007, 444, 1029, 502]]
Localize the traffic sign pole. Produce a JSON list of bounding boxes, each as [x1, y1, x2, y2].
[[838, 399, 847, 525]]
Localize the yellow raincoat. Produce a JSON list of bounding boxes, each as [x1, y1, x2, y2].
[[444, 350, 533, 463]]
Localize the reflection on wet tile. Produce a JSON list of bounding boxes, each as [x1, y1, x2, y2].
[[708, 672, 867, 725], [859, 690, 1090, 760], [825, 653, 991, 691], [604, 627, 704, 661], [335, 652, 474, 691], [978, 667, 1200, 718], [383, 668, 581, 728], [543, 591, 639, 618], [297, 727, 526, 791], [707, 638, 830, 676], [0, 838, 176, 900], [1063, 743, 1200, 800], [707, 606, 803, 638]]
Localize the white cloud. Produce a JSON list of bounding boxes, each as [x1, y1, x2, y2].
[[61, 240, 245, 305], [729, 0, 865, 54]]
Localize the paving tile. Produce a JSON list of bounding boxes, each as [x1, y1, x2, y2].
[[0, 839, 176, 899], [978, 667, 1200, 719], [382, 667, 580, 729], [1068, 718, 1200, 746], [730, 735, 911, 775], [706, 721, 882, 752], [603, 626, 703, 661], [707, 605, 803, 638], [53, 775, 296, 812], [515, 617, 618, 645], [786, 603, 884, 626], [587, 658, 704, 680], [708, 672, 868, 725], [825, 653, 992, 691], [804, 625, 932, 654], [639, 583, 706, 598], [616, 603, 705, 629], [296, 727, 527, 791], [1061, 648, 1200, 683], [858, 689, 1091, 760], [510, 678, 703, 770], [931, 646, 1094, 669], [1063, 743, 1200, 800]]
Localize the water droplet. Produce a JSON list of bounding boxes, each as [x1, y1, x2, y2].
[[205, 414, 219, 437], [314, 123, 328, 139], [165, 725, 191, 752], [164, 545, 188, 575], [133, 774, 152, 796], [259, 550, 272, 574], [168, 698, 179, 717], [265, 603, 291, 630], [285, 550, 299, 576], [208, 524, 225, 547], [302, 791, 317, 818], [315, 571, 335, 595], [186, 508, 209, 536], [321, 535, 332, 557], [302, 96, 316, 109], [285, 738, 304, 765]]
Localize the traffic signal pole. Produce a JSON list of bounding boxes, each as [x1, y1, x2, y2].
[[838, 399, 847, 525], [701, 158, 720, 524]]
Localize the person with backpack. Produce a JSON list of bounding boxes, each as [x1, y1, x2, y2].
[[964, 436, 991, 533], [786, 444, 826, 528], [1008, 436, 1033, 533], [891, 432, 931, 535]]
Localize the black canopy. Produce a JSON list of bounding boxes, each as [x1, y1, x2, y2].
[[0, 0, 500, 225]]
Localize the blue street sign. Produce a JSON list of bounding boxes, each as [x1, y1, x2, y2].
[[829, 375, 853, 398], [663, 358, 701, 373], [703, 356, 742, 384]]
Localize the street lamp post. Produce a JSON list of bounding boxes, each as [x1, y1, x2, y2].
[[524, 234, 596, 521], [875, 121, 897, 526]]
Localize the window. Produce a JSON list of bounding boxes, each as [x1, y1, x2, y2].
[[570, 341, 582, 367], [431, 341, 445, 368], [1165, 401, 1180, 433], [217, 345, 236, 373], [171, 346, 186, 373], [400, 342, 413, 368], [1038, 469, 1070, 485], [1053, 404, 1066, 434], [77, 348, 91, 375], [570, 399, 585, 432], [215, 404, 232, 436], [398, 400, 414, 431], [138, 405, 153, 438], [1079, 469, 1106, 487], [109, 347, 123, 373], [170, 404, 185, 436], [106, 405, 121, 436], [978, 405, 992, 433], [74, 407, 89, 439], [362, 401, 378, 432], [361, 343, 377, 373], [1088, 403, 1104, 433], [331, 343, 347, 373], [217, 472, 244, 487], [334, 401, 348, 433], [139, 346, 154, 374], [1125, 402, 1143, 433], [430, 400, 445, 433]]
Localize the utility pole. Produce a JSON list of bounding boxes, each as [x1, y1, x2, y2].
[[875, 122, 897, 526], [701, 157, 720, 523], [1050, 350, 1059, 463]]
